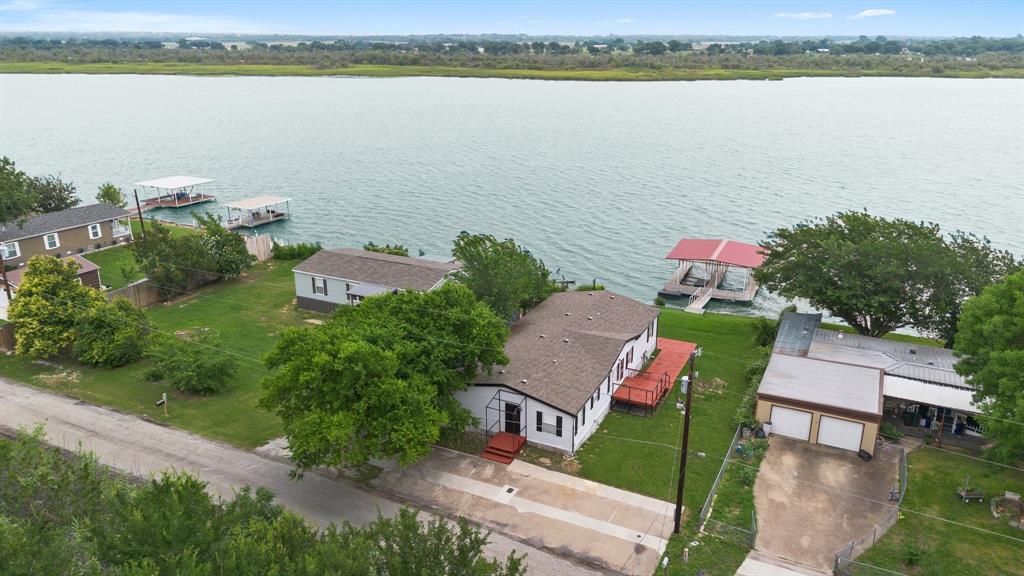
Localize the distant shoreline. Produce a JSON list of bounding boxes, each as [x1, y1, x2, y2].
[[3, 61, 1022, 81]]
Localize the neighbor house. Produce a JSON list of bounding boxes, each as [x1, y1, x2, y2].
[[0, 255, 101, 320], [292, 248, 461, 313], [756, 312, 984, 454], [0, 203, 133, 268], [456, 290, 660, 461]]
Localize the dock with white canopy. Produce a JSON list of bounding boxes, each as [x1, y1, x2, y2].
[[224, 196, 291, 229], [134, 176, 216, 211]]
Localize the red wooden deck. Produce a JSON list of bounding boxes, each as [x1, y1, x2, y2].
[[482, 432, 527, 464], [612, 337, 697, 408]]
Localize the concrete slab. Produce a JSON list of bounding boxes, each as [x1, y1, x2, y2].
[[736, 550, 829, 576], [753, 437, 900, 570], [372, 446, 675, 576]]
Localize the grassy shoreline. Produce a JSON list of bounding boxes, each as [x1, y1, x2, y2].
[[3, 61, 1023, 81]]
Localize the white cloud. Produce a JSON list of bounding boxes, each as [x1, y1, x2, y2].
[[772, 12, 834, 20], [3, 8, 269, 33], [850, 8, 896, 19], [615, 18, 634, 24], [0, 0, 43, 11]]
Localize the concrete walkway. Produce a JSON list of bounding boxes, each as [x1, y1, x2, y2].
[[370, 447, 676, 576], [0, 377, 601, 576], [736, 550, 830, 576]]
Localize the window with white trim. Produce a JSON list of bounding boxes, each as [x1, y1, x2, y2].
[[44, 233, 60, 250], [88, 223, 102, 239], [0, 241, 19, 259], [311, 276, 328, 296]]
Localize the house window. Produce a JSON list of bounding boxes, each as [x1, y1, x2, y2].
[[590, 395, 594, 410], [616, 359, 624, 381], [0, 241, 19, 260], [536, 411, 543, 433], [581, 405, 586, 426], [74, 277, 83, 285], [88, 223, 102, 240], [44, 233, 60, 250], [606, 378, 610, 394], [555, 416, 563, 437], [627, 347, 634, 366], [311, 276, 328, 296]]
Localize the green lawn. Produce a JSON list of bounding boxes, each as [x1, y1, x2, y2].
[[82, 246, 142, 290], [856, 447, 1024, 575], [0, 259, 313, 449], [3, 61, 1023, 81]]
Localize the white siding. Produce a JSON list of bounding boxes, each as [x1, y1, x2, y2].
[[573, 319, 659, 449], [455, 385, 574, 453]]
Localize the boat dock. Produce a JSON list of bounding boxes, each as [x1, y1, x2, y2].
[[134, 175, 216, 212], [658, 239, 765, 313]]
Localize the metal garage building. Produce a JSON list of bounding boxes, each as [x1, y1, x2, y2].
[[755, 354, 883, 453]]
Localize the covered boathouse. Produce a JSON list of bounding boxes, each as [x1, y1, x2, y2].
[[659, 238, 766, 314]]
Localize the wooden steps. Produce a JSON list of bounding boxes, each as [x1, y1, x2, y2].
[[482, 432, 527, 464]]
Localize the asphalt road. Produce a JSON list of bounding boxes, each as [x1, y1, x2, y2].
[[0, 377, 603, 576]]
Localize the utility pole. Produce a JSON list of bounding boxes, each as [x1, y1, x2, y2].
[[133, 188, 147, 239], [0, 226, 12, 302], [674, 348, 697, 534]]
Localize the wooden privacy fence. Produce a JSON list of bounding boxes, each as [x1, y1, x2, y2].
[[244, 234, 273, 262], [106, 278, 163, 308], [0, 323, 15, 352]]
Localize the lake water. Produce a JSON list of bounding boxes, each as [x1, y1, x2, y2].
[[2, 74, 1021, 315]]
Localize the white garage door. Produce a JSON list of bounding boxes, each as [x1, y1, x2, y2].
[[770, 406, 812, 441], [818, 416, 864, 452]]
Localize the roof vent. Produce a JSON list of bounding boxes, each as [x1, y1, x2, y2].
[[498, 369, 506, 374], [588, 292, 594, 296], [563, 338, 570, 343], [552, 359, 558, 364], [587, 316, 593, 320], [609, 295, 615, 299], [927, 361, 935, 366], [539, 334, 546, 338], [564, 312, 571, 316], [909, 348, 917, 355], [520, 378, 528, 384]]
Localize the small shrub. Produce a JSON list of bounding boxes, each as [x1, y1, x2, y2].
[[903, 540, 928, 566], [144, 331, 238, 395], [880, 421, 903, 439], [272, 241, 322, 260], [654, 296, 666, 307], [575, 281, 605, 292], [737, 465, 759, 487], [752, 316, 778, 347], [733, 347, 771, 429], [363, 241, 409, 257]]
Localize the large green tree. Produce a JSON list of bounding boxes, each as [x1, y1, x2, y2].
[[27, 174, 80, 213], [9, 256, 104, 359], [756, 211, 1018, 339], [261, 283, 508, 470], [95, 182, 127, 207], [451, 232, 555, 321], [72, 297, 150, 368], [0, 157, 34, 224], [954, 270, 1024, 462]]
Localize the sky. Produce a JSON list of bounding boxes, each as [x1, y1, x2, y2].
[[1, 1, 1021, 37]]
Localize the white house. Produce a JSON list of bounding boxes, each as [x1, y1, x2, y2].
[[456, 290, 660, 461], [292, 248, 461, 314]]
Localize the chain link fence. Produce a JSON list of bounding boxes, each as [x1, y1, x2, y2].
[[833, 446, 908, 575]]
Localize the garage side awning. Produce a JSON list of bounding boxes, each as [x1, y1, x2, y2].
[[883, 376, 980, 414]]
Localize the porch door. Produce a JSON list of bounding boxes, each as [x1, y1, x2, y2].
[[504, 403, 522, 436]]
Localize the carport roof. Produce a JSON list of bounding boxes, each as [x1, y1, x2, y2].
[[758, 354, 883, 416]]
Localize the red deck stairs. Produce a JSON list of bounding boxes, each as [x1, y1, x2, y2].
[[482, 432, 527, 464]]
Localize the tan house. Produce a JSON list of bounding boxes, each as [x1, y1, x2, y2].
[[0, 203, 133, 268]]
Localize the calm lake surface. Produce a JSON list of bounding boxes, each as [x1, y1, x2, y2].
[[2, 74, 1021, 315]]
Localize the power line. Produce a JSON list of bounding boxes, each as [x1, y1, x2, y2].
[[878, 432, 1024, 473]]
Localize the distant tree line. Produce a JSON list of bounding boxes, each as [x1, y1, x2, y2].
[[2, 35, 1023, 75]]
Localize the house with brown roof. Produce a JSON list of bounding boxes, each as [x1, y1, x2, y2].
[[292, 248, 461, 313], [0, 203, 133, 268], [0, 255, 101, 320], [456, 290, 660, 460]]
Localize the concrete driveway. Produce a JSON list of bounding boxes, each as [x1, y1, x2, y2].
[[753, 436, 900, 570]]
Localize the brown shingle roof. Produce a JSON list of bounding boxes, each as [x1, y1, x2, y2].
[[292, 248, 460, 292], [4, 254, 99, 288], [477, 291, 660, 413]]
